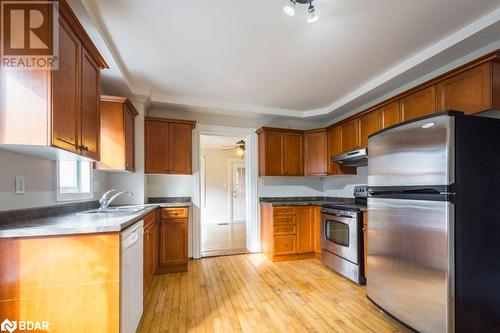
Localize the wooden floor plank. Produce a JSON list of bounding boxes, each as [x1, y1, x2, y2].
[[138, 254, 409, 333]]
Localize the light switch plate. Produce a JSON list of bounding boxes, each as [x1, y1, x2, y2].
[[15, 176, 25, 194]]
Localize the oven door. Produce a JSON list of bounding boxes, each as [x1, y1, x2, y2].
[[321, 212, 359, 264]]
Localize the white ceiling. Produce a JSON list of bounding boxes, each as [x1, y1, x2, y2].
[[200, 135, 244, 150], [79, 0, 500, 118]]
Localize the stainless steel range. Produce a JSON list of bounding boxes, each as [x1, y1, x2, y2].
[[320, 186, 367, 285]]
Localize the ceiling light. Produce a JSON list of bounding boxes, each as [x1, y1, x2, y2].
[[283, 0, 296, 17], [307, 4, 319, 23], [283, 0, 319, 23]]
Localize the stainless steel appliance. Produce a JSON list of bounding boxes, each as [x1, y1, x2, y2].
[[332, 148, 367, 167], [321, 186, 367, 284], [367, 111, 500, 333]]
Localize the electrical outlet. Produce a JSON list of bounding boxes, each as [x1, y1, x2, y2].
[[15, 176, 25, 194]]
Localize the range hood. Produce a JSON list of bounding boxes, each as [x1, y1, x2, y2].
[[332, 148, 368, 167]]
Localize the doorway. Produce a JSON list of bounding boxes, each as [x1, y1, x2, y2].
[[200, 135, 248, 257]]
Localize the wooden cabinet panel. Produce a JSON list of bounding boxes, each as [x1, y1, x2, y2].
[[168, 122, 193, 174], [160, 219, 187, 265], [161, 207, 188, 218], [52, 18, 80, 154], [145, 120, 168, 174], [143, 209, 159, 296], [304, 130, 327, 176], [296, 206, 314, 254], [124, 107, 135, 171], [380, 102, 401, 129], [274, 235, 296, 255], [358, 110, 381, 148], [437, 63, 492, 115], [97, 96, 137, 171], [340, 119, 360, 153], [264, 131, 283, 176], [274, 215, 296, 225], [80, 49, 100, 160], [327, 127, 356, 176], [313, 206, 321, 256], [145, 118, 195, 175], [400, 86, 437, 122], [274, 225, 296, 235], [274, 206, 296, 215], [283, 132, 303, 176]]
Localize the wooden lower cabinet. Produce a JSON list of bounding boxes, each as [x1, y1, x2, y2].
[[143, 208, 160, 296], [313, 206, 322, 259], [158, 207, 189, 273], [261, 204, 317, 261]]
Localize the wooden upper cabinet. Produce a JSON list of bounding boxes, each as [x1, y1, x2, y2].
[[0, 1, 107, 161], [51, 17, 81, 155], [257, 128, 303, 176], [379, 102, 401, 129], [97, 96, 138, 172], [339, 119, 360, 153], [327, 127, 356, 176], [437, 62, 497, 114], [144, 118, 196, 175], [80, 49, 100, 160], [358, 110, 381, 148], [400, 86, 437, 122], [168, 122, 194, 174], [304, 130, 327, 176], [282, 132, 303, 176]]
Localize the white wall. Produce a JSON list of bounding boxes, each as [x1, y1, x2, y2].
[[0, 149, 108, 211], [201, 148, 243, 224], [147, 175, 193, 198]]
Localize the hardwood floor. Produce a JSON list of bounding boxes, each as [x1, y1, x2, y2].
[[202, 222, 247, 257], [138, 254, 409, 333]]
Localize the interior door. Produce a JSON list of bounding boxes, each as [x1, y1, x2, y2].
[[231, 161, 246, 222]]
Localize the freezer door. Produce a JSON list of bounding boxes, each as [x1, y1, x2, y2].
[[367, 197, 454, 333], [368, 114, 455, 187]]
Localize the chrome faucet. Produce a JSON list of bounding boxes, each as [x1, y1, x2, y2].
[[99, 189, 133, 209]]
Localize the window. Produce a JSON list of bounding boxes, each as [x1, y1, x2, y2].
[[57, 160, 92, 201]]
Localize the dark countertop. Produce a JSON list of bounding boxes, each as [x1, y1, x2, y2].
[[260, 197, 367, 212], [0, 202, 191, 238]]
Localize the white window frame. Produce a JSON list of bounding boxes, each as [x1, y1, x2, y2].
[[56, 160, 93, 202]]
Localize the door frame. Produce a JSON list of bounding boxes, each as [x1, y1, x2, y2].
[[228, 158, 246, 224], [192, 125, 259, 259]]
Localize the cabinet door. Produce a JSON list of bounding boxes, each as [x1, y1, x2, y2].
[[145, 120, 168, 174], [327, 127, 357, 176], [264, 131, 283, 176], [274, 235, 296, 255], [359, 111, 381, 148], [304, 130, 327, 176], [340, 120, 360, 153], [143, 225, 151, 293], [124, 107, 135, 172], [400, 86, 436, 122], [313, 207, 322, 255], [168, 123, 193, 174], [437, 63, 492, 115], [296, 206, 314, 253], [380, 102, 401, 129], [80, 48, 100, 160], [160, 219, 188, 266], [52, 18, 80, 154], [283, 132, 303, 176]]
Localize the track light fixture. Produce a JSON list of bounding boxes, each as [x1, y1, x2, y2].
[[283, 0, 319, 23]]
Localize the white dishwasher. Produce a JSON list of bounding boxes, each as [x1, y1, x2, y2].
[[120, 220, 144, 333]]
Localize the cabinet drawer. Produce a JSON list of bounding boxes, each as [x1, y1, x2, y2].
[[274, 235, 296, 255], [274, 225, 296, 235], [162, 207, 188, 219], [273, 206, 296, 215], [274, 215, 296, 225]]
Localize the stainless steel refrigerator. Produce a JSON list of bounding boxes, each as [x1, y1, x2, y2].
[[367, 111, 500, 333]]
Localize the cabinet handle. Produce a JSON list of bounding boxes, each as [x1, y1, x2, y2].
[[283, 228, 287, 232]]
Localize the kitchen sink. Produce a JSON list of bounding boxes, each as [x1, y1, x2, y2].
[[77, 206, 147, 215]]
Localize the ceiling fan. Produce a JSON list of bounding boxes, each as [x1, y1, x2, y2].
[[222, 140, 246, 156]]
